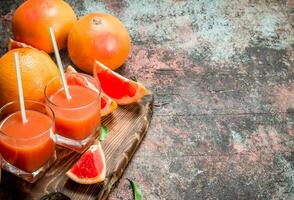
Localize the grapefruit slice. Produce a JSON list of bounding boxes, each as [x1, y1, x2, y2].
[[66, 65, 117, 116], [93, 60, 149, 105], [66, 64, 78, 74], [8, 38, 35, 50], [66, 142, 106, 184], [100, 93, 118, 116]]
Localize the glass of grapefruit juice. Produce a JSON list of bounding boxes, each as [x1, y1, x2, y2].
[[0, 100, 56, 183], [45, 73, 101, 152]]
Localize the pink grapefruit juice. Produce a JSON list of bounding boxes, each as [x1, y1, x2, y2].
[[47, 85, 101, 140], [0, 110, 55, 173]]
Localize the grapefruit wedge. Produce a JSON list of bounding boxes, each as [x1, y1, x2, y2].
[[93, 60, 149, 105], [8, 38, 36, 50], [66, 65, 117, 116], [100, 93, 118, 117], [66, 142, 106, 184]]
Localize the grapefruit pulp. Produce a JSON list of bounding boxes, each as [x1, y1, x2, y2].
[[93, 60, 148, 105], [66, 142, 106, 184]]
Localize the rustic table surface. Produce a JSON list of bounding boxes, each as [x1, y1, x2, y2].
[[0, 0, 294, 199]]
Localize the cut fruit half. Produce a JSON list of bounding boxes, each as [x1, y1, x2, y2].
[[93, 60, 149, 105], [66, 65, 117, 116], [8, 38, 36, 50], [66, 142, 106, 184]]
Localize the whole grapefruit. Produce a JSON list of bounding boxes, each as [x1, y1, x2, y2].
[[12, 0, 77, 53], [67, 13, 131, 73], [0, 48, 60, 106]]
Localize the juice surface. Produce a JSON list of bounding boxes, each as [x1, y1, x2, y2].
[[0, 110, 55, 172], [49, 85, 100, 140], [0, 111, 52, 138], [49, 85, 98, 108]]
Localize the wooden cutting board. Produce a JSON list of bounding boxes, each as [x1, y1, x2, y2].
[[0, 94, 153, 200]]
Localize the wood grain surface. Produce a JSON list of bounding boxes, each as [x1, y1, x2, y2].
[[0, 95, 153, 200]]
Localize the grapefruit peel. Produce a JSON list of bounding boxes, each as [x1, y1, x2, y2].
[[8, 38, 36, 50]]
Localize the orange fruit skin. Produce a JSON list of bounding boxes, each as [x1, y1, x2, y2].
[[68, 13, 131, 73], [0, 48, 60, 106], [12, 0, 77, 53]]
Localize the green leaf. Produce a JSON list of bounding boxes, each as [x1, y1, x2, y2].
[[128, 179, 142, 200], [99, 125, 109, 141], [130, 76, 138, 82]]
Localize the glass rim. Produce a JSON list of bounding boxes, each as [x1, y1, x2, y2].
[[44, 73, 101, 110], [0, 100, 55, 141]]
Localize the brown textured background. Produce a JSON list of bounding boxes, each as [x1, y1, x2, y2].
[[0, 0, 294, 199]]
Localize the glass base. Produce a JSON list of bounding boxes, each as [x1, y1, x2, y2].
[[0, 151, 56, 183], [55, 127, 100, 153]]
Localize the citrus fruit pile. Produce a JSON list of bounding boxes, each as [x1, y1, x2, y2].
[[0, 0, 149, 185], [11, 0, 131, 72]]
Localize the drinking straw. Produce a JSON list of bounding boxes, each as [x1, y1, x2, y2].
[[14, 52, 28, 123], [49, 27, 72, 99]]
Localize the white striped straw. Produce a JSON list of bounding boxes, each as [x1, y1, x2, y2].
[[49, 27, 72, 100], [14, 52, 28, 123]]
